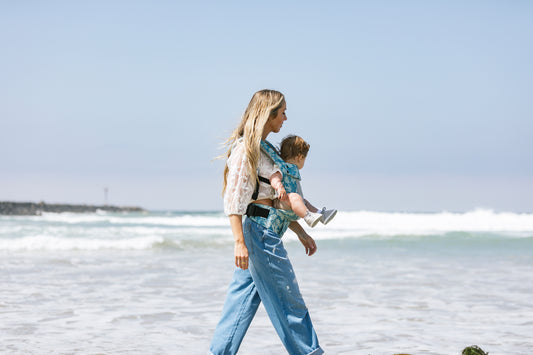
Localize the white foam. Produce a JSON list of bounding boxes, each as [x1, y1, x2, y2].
[[310, 208, 533, 237], [113, 215, 229, 227], [23, 209, 533, 234], [2, 209, 532, 249], [31, 213, 230, 227], [0, 235, 165, 251]]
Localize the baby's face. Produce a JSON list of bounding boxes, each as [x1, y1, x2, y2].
[[294, 154, 306, 170]]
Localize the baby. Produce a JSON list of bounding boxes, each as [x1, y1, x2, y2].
[[268, 135, 337, 228]]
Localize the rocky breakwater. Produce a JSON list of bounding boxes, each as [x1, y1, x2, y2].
[[0, 201, 145, 215]]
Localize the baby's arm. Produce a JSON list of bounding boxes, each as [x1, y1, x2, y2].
[[270, 171, 287, 201]]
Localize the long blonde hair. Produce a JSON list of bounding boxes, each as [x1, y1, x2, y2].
[[222, 89, 285, 195]]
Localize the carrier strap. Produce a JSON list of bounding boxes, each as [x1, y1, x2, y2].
[[251, 176, 271, 201], [260, 141, 301, 180]]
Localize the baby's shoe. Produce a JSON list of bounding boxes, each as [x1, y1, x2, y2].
[[303, 211, 322, 228], [320, 207, 337, 225]]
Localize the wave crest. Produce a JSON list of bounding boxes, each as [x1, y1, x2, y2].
[[314, 208, 533, 237], [0, 235, 166, 251]]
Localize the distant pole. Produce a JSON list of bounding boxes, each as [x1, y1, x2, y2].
[[104, 187, 109, 206]]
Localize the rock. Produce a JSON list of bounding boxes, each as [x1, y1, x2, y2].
[[0, 201, 145, 215], [462, 345, 488, 355]]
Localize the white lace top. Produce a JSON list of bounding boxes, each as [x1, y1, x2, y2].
[[224, 140, 281, 216]]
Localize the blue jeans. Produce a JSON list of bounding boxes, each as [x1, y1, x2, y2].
[[209, 217, 323, 355]]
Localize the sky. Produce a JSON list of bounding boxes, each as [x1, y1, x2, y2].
[[1, 1, 532, 212]]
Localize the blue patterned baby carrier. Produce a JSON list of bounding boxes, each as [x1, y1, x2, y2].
[[245, 140, 300, 236], [260, 140, 301, 194]]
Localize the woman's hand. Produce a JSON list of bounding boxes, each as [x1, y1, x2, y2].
[[229, 214, 249, 269], [234, 241, 249, 270], [298, 233, 317, 256], [288, 221, 318, 256]]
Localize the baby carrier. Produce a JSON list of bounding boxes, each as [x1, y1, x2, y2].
[[245, 140, 300, 235]]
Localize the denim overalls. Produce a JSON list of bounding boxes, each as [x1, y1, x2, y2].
[[209, 141, 323, 355]]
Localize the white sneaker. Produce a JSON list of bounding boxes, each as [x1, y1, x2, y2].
[[303, 211, 322, 228], [320, 208, 337, 225]]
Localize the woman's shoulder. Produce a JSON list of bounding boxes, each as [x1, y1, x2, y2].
[[229, 138, 244, 152], [228, 139, 246, 162]]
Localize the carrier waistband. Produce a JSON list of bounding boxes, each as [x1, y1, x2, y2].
[[245, 203, 299, 236], [246, 204, 270, 218]]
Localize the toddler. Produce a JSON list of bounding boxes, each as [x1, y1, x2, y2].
[[267, 135, 337, 228]]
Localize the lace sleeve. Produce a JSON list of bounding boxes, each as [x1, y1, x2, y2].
[[223, 142, 255, 216]]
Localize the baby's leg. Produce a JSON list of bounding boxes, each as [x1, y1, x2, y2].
[[273, 198, 291, 211], [288, 193, 324, 228], [287, 193, 308, 218], [304, 199, 319, 213]]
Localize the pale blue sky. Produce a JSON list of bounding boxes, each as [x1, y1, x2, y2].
[[1, 1, 532, 212]]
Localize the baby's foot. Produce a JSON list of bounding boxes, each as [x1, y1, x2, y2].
[[303, 211, 322, 228], [320, 208, 337, 225]]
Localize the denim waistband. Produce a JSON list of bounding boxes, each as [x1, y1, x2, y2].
[[246, 204, 299, 236]]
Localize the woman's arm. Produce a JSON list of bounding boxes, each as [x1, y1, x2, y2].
[[224, 142, 255, 216], [288, 221, 318, 256], [229, 214, 249, 269]]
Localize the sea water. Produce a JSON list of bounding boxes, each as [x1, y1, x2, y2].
[[1, 209, 532, 354]]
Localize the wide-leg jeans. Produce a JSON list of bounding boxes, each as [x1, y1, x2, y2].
[[209, 217, 323, 355]]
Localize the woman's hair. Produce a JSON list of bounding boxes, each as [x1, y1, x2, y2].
[[279, 135, 310, 161], [222, 89, 286, 194]]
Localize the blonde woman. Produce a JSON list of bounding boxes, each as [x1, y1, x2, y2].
[[209, 90, 323, 355]]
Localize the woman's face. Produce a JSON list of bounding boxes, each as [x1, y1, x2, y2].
[[268, 102, 287, 134]]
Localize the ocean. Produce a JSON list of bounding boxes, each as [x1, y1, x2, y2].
[[1, 209, 532, 354]]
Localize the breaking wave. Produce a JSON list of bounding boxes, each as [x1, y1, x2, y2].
[[1, 209, 532, 251]]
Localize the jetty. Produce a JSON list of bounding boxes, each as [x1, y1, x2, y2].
[[0, 201, 145, 216]]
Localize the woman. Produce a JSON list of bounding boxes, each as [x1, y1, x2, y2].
[[209, 90, 324, 355]]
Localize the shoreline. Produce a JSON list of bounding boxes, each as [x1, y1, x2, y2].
[[0, 201, 145, 216]]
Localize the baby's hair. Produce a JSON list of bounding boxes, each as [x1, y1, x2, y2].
[[279, 135, 310, 161]]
